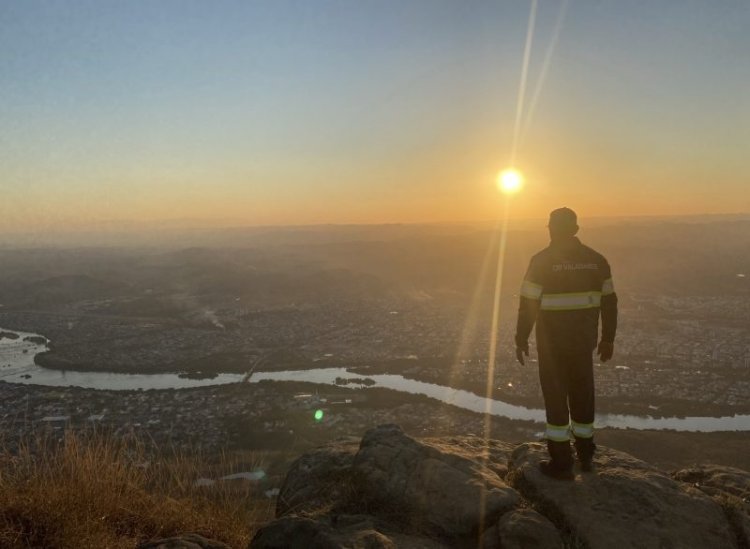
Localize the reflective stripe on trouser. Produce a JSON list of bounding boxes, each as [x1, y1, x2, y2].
[[545, 423, 570, 442], [571, 421, 594, 439], [538, 344, 595, 444]]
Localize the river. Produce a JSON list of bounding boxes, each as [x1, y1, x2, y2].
[[2, 326, 749, 432]]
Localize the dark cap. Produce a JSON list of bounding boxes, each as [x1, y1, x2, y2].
[[548, 207, 578, 229]]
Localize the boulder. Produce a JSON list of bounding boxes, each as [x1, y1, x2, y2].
[[727, 509, 750, 548], [138, 533, 230, 549], [351, 424, 520, 538], [673, 464, 750, 545], [497, 507, 562, 548], [253, 425, 519, 547], [251, 515, 448, 549], [420, 435, 515, 481], [276, 438, 359, 517], [508, 442, 738, 549], [673, 464, 750, 501], [480, 508, 563, 549]]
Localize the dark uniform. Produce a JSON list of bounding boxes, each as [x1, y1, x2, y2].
[[515, 235, 618, 470]]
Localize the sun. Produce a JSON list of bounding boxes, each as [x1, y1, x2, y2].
[[497, 169, 524, 194]]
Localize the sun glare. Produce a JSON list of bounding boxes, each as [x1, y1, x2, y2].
[[497, 169, 524, 194]]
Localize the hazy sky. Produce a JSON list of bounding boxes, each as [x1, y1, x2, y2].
[[1, 0, 748, 230]]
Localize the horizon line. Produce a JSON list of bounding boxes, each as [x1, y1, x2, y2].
[[1, 210, 749, 237]]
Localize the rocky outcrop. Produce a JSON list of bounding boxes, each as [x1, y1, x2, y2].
[[251, 424, 750, 549]]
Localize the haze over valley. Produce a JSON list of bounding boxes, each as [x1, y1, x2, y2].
[[2, 215, 749, 472]]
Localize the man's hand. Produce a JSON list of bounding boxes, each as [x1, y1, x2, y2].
[[597, 341, 614, 363], [515, 343, 529, 366]]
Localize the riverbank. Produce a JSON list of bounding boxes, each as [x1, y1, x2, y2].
[[25, 345, 750, 420], [347, 360, 750, 419]]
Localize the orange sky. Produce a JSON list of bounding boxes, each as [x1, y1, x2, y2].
[[1, 2, 748, 232]]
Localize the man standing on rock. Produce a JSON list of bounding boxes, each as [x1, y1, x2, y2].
[[514, 207, 618, 480]]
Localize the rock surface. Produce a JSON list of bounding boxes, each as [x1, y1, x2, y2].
[[251, 515, 449, 549], [251, 424, 750, 549], [352, 423, 519, 538], [673, 463, 750, 501], [508, 442, 740, 549], [480, 508, 562, 549], [275, 438, 360, 518], [138, 533, 230, 549], [673, 464, 750, 547]]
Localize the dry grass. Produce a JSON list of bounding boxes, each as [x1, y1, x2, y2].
[[0, 429, 275, 548]]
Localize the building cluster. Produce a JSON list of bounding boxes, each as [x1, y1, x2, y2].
[[0, 377, 533, 455], [1, 291, 749, 436]]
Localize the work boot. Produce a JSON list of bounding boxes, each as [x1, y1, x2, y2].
[[541, 439, 574, 481], [538, 459, 575, 481], [579, 457, 594, 473], [574, 437, 596, 473]]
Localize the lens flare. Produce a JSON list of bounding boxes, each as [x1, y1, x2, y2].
[[497, 169, 524, 194]]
